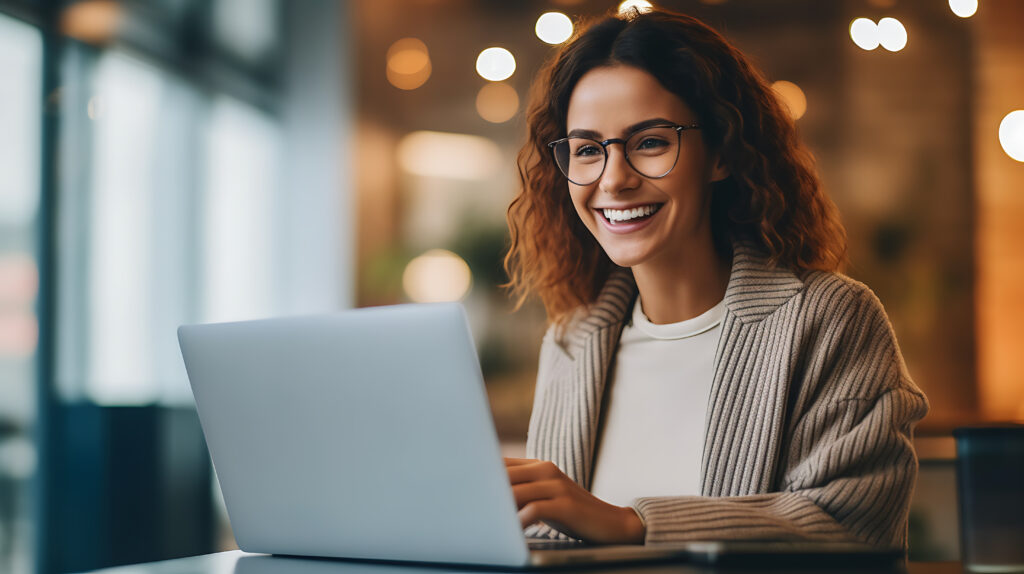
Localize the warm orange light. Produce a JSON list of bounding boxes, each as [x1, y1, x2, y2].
[[396, 131, 503, 180], [403, 250, 472, 303], [771, 81, 807, 121], [60, 0, 121, 45], [476, 83, 519, 124], [386, 38, 431, 91], [388, 50, 429, 76]]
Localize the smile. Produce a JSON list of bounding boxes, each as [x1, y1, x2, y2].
[[598, 203, 663, 225]]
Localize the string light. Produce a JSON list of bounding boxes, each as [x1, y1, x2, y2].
[[535, 12, 573, 45], [949, 0, 978, 18], [850, 18, 880, 51], [476, 47, 516, 82], [999, 110, 1024, 163], [877, 17, 907, 52], [617, 0, 654, 15]]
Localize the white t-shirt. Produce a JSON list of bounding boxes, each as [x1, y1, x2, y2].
[[588, 296, 725, 507]]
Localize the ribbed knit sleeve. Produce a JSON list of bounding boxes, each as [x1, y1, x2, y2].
[[632, 286, 929, 547], [523, 328, 579, 541]]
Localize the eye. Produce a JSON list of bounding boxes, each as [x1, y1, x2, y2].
[[573, 144, 602, 157], [635, 137, 669, 150]]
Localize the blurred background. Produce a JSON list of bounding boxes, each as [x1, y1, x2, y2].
[[0, 0, 1022, 572]]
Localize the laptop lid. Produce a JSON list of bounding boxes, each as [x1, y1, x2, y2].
[[178, 303, 529, 567]]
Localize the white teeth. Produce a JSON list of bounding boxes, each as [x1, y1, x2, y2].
[[602, 204, 660, 223]]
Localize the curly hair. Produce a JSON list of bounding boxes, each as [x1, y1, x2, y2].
[[503, 8, 848, 326]]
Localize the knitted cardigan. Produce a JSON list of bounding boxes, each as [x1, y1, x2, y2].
[[523, 241, 929, 547]]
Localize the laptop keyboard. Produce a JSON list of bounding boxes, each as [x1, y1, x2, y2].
[[527, 539, 592, 551]]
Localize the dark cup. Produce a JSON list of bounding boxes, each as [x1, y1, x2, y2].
[[954, 425, 1024, 572]]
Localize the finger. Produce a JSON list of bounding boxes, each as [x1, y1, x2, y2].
[[507, 464, 553, 485], [504, 457, 539, 467], [518, 499, 568, 529], [507, 461, 564, 484], [512, 479, 566, 507]]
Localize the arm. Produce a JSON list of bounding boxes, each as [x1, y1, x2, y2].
[[634, 289, 928, 547], [508, 457, 646, 544], [636, 387, 925, 545]]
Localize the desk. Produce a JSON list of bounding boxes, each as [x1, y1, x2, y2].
[[70, 550, 962, 574]]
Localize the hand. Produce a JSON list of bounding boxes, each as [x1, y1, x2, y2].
[[505, 457, 646, 544]]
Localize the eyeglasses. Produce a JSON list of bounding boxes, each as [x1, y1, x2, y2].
[[547, 123, 701, 186]]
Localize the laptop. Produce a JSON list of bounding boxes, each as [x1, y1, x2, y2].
[[177, 303, 903, 569]]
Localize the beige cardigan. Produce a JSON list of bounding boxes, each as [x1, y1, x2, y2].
[[523, 242, 929, 547]]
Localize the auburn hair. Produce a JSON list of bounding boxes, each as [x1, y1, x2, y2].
[[504, 9, 848, 326]]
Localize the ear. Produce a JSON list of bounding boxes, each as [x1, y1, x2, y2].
[[709, 154, 730, 183]]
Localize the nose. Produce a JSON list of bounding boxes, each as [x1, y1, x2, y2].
[[598, 143, 640, 195]]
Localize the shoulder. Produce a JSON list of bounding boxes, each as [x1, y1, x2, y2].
[[791, 269, 923, 401], [726, 241, 885, 328], [796, 269, 891, 331]]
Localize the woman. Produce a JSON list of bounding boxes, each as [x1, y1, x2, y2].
[[502, 9, 929, 548]]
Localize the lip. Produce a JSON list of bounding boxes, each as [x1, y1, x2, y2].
[[594, 204, 662, 235], [592, 202, 663, 210]]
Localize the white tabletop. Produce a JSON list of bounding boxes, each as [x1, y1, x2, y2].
[[71, 549, 936, 574], [73, 551, 247, 574], [71, 550, 702, 574]]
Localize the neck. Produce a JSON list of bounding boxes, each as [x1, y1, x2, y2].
[[630, 236, 731, 325]]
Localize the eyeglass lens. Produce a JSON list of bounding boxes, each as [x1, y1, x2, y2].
[[552, 126, 680, 185]]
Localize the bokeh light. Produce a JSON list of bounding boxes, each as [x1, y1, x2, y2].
[[999, 110, 1024, 163], [850, 18, 880, 51], [476, 47, 516, 82], [771, 81, 807, 120], [386, 37, 431, 90], [617, 0, 654, 15], [403, 249, 472, 303], [535, 12, 573, 45], [476, 83, 519, 124], [949, 0, 978, 18], [877, 17, 907, 52], [397, 131, 503, 180], [60, 0, 121, 45]]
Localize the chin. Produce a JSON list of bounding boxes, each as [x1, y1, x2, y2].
[[600, 245, 652, 269]]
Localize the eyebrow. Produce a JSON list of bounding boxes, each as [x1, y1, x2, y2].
[[566, 117, 678, 140]]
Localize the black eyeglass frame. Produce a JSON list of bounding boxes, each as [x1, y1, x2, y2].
[[546, 123, 701, 186]]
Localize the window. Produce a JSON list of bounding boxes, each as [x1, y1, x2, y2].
[[0, 11, 43, 574], [56, 47, 287, 407]]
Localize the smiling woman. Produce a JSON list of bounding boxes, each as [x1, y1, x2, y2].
[[502, 9, 928, 548]]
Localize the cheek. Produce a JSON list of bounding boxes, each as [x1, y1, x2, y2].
[[673, 154, 702, 181], [567, 185, 594, 221]]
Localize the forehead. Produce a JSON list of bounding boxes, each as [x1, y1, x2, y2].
[[566, 65, 693, 133]]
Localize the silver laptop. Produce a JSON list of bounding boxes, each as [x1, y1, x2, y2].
[[178, 303, 899, 569], [177, 303, 694, 568]]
